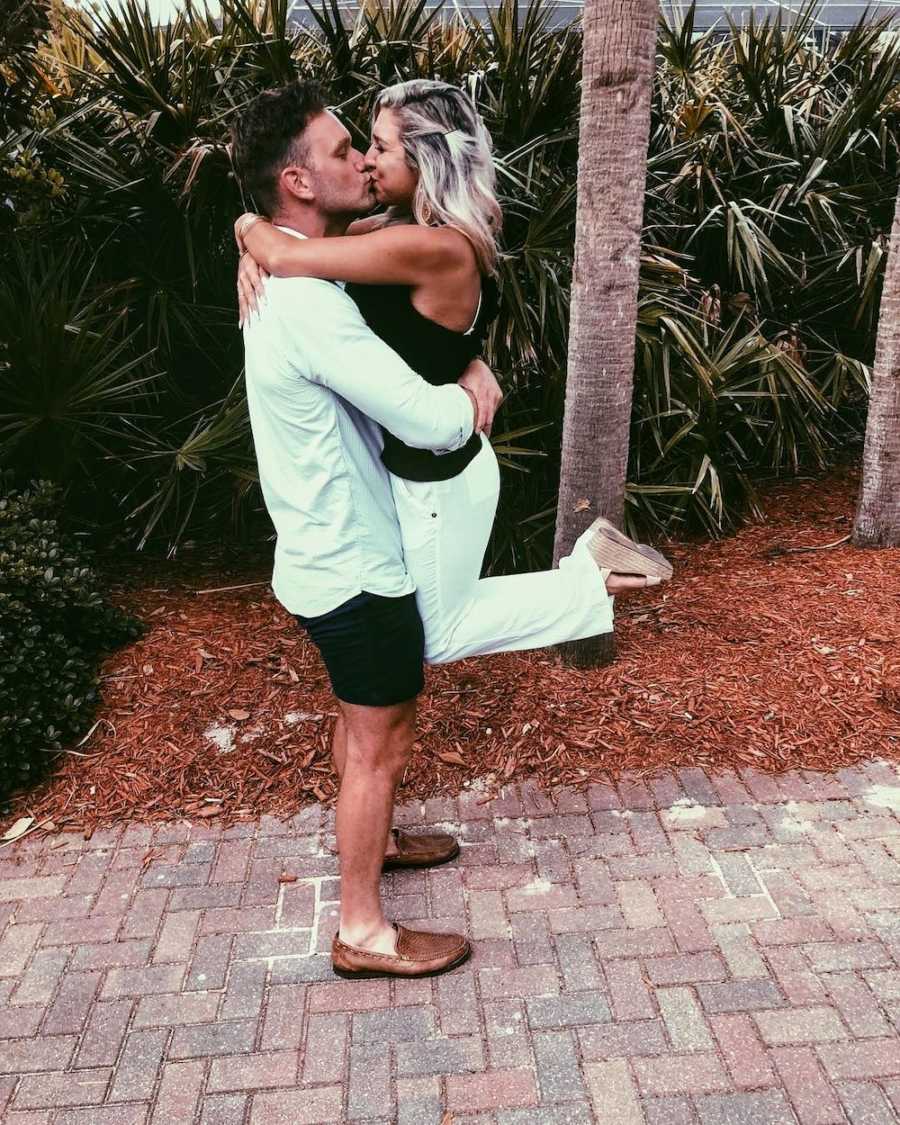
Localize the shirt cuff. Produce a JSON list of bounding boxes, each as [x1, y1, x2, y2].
[[435, 386, 475, 454]]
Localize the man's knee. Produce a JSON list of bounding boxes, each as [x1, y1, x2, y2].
[[345, 732, 413, 782], [340, 699, 416, 775], [341, 698, 415, 736]]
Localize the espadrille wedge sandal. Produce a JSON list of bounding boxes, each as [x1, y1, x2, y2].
[[584, 517, 673, 583]]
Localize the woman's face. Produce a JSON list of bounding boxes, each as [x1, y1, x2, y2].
[[365, 108, 418, 209]]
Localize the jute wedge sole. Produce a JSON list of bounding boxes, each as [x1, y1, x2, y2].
[[585, 517, 673, 581]]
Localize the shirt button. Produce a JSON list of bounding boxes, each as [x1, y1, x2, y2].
[[431, 513, 437, 518]]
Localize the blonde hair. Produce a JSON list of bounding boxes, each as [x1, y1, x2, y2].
[[373, 79, 502, 275]]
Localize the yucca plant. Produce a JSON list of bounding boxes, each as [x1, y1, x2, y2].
[[0, 0, 51, 133], [0, 242, 160, 523], [2, 0, 897, 564]]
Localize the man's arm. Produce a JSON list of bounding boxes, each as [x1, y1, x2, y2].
[[274, 281, 476, 452]]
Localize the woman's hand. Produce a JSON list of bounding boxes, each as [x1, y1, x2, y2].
[[237, 252, 269, 328]]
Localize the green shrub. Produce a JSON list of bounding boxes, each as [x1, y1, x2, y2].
[[0, 480, 142, 799]]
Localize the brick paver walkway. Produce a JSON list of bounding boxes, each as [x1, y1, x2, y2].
[[5, 761, 900, 1122]]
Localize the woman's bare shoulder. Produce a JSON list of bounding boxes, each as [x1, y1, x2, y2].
[[381, 223, 475, 268]]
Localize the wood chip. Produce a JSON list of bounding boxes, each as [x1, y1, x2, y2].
[[2, 470, 898, 837]]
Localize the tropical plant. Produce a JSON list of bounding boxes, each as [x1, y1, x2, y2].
[[0, 0, 50, 133], [0, 0, 61, 231], [0, 479, 142, 799], [0, 0, 897, 571], [0, 243, 159, 503]]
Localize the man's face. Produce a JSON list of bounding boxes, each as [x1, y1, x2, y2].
[[299, 111, 374, 217]]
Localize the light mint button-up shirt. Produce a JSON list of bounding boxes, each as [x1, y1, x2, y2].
[[243, 226, 475, 618]]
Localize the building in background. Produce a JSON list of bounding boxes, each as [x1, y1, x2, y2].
[[659, 1, 899, 28], [278, 0, 900, 30], [104, 0, 900, 32]]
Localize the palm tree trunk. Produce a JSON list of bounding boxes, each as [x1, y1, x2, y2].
[[853, 184, 900, 548], [553, 0, 659, 667]]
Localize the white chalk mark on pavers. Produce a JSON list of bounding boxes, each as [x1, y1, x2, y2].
[[862, 784, 900, 812], [519, 877, 553, 896]]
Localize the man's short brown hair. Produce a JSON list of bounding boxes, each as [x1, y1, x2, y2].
[[231, 81, 327, 216]]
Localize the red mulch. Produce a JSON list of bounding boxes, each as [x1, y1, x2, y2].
[[6, 469, 900, 834]]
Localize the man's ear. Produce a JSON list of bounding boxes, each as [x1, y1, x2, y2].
[[280, 164, 315, 203]]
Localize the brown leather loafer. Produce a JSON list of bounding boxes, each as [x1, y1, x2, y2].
[[332, 924, 471, 979], [381, 828, 460, 872]]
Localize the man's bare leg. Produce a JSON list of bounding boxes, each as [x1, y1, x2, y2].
[[335, 698, 415, 955], [331, 713, 347, 779], [331, 713, 401, 859]]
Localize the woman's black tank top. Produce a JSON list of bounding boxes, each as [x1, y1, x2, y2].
[[345, 275, 500, 482]]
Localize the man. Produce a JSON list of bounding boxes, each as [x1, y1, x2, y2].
[[231, 82, 501, 979]]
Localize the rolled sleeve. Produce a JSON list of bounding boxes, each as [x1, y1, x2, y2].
[[274, 280, 474, 453]]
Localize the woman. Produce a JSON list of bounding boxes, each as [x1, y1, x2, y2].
[[236, 79, 672, 663]]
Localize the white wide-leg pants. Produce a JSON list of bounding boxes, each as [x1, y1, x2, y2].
[[390, 436, 615, 665]]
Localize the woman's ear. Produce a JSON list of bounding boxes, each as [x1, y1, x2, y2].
[[280, 165, 315, 203]]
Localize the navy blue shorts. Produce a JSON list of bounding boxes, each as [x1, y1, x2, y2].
[[296, 591, 424, 707]]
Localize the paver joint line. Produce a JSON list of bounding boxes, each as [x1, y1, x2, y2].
[[4, 760, 900, 1122]]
